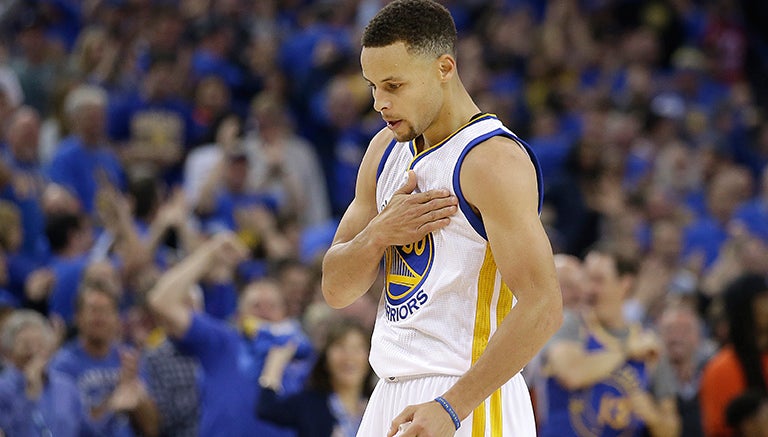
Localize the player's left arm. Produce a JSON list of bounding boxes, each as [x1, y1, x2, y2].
[[442, 135, 563, 418], [388, 136, 563, 437]]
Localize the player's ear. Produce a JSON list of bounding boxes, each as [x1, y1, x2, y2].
[[437, 54, 456, 82]]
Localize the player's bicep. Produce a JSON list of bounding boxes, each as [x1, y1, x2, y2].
[[330, 195, 378, 246], [460, 137, 558, 301], [330, 128, 392, 246]]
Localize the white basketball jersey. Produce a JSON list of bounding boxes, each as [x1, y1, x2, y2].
[[370, 114, 543, 379]]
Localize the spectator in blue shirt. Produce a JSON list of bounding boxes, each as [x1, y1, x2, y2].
[[190, 19, 243, 94], [107, 53, 193, 185], [50, 282, 159, 437], [47, 84, 126, 215], [733, 165, 768, 244], [44, 212, 91, 323], [257, 317, 375, 437], [148, 233, 314, 437], [682, 166, 753, 269], [0, 310, 86, 437], [1, 106, 49, 259]]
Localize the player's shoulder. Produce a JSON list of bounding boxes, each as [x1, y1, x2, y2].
[[463, 133, 533, 174], [359, 127, 396, 175], [368, 126, 396, 154]]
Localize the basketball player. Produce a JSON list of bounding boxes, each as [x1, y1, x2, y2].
[[321, 1, 563, 436]]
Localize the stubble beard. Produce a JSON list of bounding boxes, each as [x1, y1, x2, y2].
[[394, 123, 419, 143]]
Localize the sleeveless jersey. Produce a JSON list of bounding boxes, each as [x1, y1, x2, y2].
[[369, 113, 543, 379]]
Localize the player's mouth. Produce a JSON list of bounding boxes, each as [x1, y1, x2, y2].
[[386, 119, 402, 130]]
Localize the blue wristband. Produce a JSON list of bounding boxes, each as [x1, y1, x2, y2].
[[434, 396, 461, 430]]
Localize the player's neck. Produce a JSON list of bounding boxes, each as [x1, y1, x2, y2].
[[418, 84, 480, 152]]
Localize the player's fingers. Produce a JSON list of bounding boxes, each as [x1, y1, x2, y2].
[[421, 204, 458, 223], [416, 196, 458, 217], [394, 170, 418, 195], [416, 188, 452, 204], [417, 217, 451, 235], [388, 408, 416, 437]]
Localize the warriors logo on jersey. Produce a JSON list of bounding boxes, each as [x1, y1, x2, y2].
[[383, 233, 434, 321]]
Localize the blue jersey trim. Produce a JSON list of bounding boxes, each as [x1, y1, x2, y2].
[[376, 139, 399, 183], [452, 130, 544, 240], [409, 114, 496, 171]]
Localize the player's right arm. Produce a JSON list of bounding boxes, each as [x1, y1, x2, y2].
[[322, 129, 458, 308]]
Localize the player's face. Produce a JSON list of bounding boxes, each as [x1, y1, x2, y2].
[[327, 329, 370, 390], [361, 42, 443, 142]]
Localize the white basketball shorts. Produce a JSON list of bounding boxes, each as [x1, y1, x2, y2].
[[357, 373, 536, 436]]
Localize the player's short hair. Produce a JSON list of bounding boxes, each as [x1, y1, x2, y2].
[[361, 0, 456, 58]]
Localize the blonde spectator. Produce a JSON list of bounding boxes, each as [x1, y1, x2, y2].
[[0, 310, 86, 437]]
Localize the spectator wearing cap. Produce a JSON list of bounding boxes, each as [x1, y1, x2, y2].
[[46, 84, 126, 215]]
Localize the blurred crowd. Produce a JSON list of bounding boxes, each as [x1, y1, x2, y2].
[[0, 0, 766, 436]]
